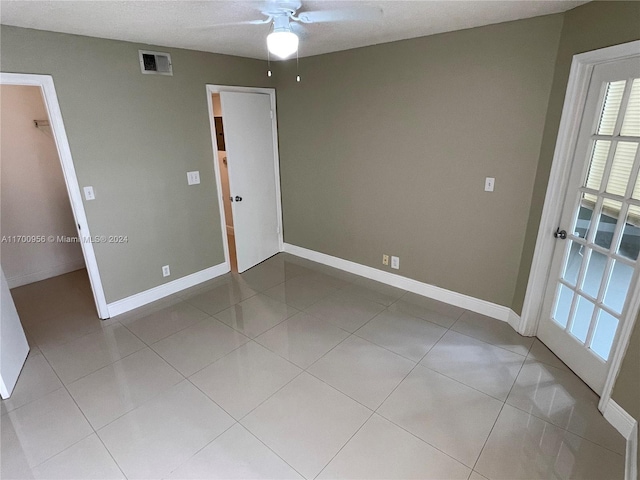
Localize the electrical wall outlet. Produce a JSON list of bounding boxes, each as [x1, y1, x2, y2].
[[391, 256, 400, 269], [162, 265, 170, 277], [382, 254, 389, 266], [484, 177, 495, 192]]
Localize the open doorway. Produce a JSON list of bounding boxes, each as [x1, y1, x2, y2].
[[211, 94, 238, 272], [0, 73, 108, 320], [1, 85, 86, 287]]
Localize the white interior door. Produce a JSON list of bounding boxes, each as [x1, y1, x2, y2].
[[538, 56, 640, 394], [220, 91, 280, 273], [1, 266, 29, 398]]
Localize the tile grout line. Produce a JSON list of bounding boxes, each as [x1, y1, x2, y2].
[[27, 348, 129, 479], [470, 337, 538, 474]]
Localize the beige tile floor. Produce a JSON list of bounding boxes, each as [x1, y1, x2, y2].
[[1, 254, 626, 479]]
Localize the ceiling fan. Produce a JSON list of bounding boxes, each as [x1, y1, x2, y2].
[[204, 1, 383, 60]]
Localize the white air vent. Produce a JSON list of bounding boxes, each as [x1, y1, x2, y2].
[[139, 50, 173, 76]]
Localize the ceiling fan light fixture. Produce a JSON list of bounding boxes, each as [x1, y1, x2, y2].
[[267, 28, 298, 59]]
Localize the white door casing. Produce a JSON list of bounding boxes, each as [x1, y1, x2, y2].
[[215, 89, 282, 273], [520, 41, 640, 408], [0, 73, 109, 319]]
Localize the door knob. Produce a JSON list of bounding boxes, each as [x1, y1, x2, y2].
[[554, 228, 567, 239], [235, 196, 243, 202]]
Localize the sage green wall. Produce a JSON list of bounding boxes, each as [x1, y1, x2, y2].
[[0, 26, 272, 303], [512, 1, 640, 315], [276, 14, 563, 307]]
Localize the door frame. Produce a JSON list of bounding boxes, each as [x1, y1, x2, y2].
[[0, 73, 109, 319], [519, 40, 640, 409], [205, 85, 284, 270]]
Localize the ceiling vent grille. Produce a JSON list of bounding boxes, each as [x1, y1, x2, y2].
[[139, 50, 173, 76]]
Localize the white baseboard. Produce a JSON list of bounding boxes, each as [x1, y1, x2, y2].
[[603, 399, 638, 480], [283, 243, 517, 323], [6, 259, 86, 288], [107, 262, 229, 317], [508, 309, 523, 333]]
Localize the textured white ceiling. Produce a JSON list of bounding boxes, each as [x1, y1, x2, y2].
[[0, 0, 588, 59]]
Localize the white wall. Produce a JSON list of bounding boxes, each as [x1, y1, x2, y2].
[[0, 85, 84, 287]]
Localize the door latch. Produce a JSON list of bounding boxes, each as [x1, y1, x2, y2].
[[554, 228, 567, 240]]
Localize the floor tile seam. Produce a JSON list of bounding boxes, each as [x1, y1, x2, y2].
[[34, 319, 127, 355], [470, 401, 507, 474], [372, 367, 478, 470], [0, 384, 67, 418], [65, 343, 183, 392], [302, 365, 378, 414], [415, 363, 516, 403], [21, 350, 106, 472], [348, 329, 425, 364], [53, 332, 198, 435], [252, 308, 356, 346], [442, 326, 531, 358], [470, 347, 531, 472], [373, 345, 500, 471], [93, 429, 129, 480], [235, 369, 307, 424], [312, 409, 377, 479], [233, 421, 308, 479], [301, 330, 356, 372], [182, 288, 260, 317], [23, 429, 97, 473], [83, 375, 199, 436], [184, 376, 243, 424], [186, 339, 286, 379], [146, 314, 252, 348], [49, 339, 149, 387], [118, 314, 213, 348], [502, 401, 626, 456], [210, 305, 300, 340], [0, 350, 62, 416], [148, 330, 251, 379]]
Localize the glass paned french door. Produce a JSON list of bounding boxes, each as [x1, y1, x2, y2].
[[539, 56, 640, 394]]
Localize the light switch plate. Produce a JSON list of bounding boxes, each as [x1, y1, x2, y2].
[[187, 171, 200, 185], [391, 256, 400, 269], [83, 186, 95, 201], [485, 177, 495, 192]]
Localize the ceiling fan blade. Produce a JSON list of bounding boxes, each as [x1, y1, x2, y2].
[[295, 6, 383, 24], [188, 18, 271, 29], [290, 22, 309, 40]]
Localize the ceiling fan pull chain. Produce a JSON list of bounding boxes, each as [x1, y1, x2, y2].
[[296, 49, 301, 82]]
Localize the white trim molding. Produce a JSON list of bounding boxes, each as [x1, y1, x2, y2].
[[107, 263, 229, 317], [518, 40, 640, 410], [0, 72, 110, 319], [603, 399, 638, 480], [284, 243, 518, 323]]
